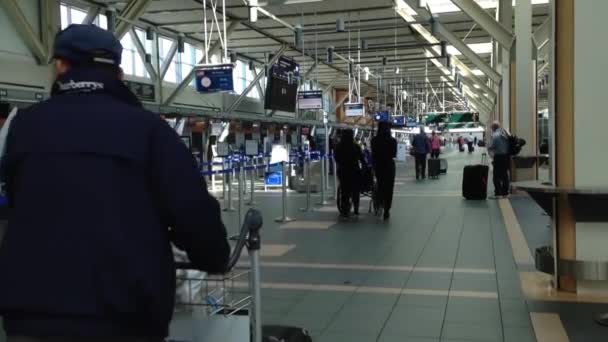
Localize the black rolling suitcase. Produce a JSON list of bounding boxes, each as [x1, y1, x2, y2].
[[459, 145, 465, 152], [462, 154, 489, 200], [263, 325, 313, 342], [428, 159, 441, 179], [439, 158, 448, 174]]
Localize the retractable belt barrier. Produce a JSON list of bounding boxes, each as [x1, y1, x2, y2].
[[202, 151, 334, 219]]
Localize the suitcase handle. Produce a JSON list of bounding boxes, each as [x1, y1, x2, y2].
[[481, 153, 488, 165]]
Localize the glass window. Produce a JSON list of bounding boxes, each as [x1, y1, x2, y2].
[[70, 7, 87, 25], [97, 14, 108, 29], [159, 36, 178, 83], [120, 33, 148, 78], [60, 5, 69, 29]]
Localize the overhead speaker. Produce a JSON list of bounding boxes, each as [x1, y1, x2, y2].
[[294, 25, 304, 49], [230, 52, 238, 64], [382, 57, 387, 66], [326, 46, 334, 64], [145, 27, 154, 40], [336, 18, 345, 32], [249, 60, 255, 71], [429, 16, 438, 36], [360, 39, 368, 50], [348, 62, 353, 75], [145, 53, 152, 64], [309, 80, 314, 89], [446, 54, 451, 68], [440, 41, 447, 57], [177, 34, 185, 53]]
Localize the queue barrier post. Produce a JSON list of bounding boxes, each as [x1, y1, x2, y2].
[[300, 154, 312, 212], [275, 161, 294, 223], [316, 154, 329, 206], [223, 159, 236, 212]]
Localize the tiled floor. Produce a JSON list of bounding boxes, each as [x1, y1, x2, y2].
[[3, 149, 605, 342], [219, 148, 543, 342]]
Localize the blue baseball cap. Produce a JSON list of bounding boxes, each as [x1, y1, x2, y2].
[[52, 24, 123, 65]]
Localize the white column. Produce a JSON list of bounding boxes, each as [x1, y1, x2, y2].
[[515, 0, 536, 157], [572, 0, 608, 296], [497, 0, 512, 130]]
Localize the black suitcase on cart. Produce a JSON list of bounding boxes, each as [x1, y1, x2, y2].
[[462, 154, 489, 200], [428, 159, 441, 179], [263, 325, 312, 342]]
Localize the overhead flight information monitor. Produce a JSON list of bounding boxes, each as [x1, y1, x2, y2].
[[265, 56, 300, 113], [344, 102, 365, 117]]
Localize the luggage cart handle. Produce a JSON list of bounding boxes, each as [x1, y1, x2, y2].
[[175, 208, 263, 272]]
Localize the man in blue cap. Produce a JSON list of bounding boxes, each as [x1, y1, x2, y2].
[[0, 24, 230, 341]]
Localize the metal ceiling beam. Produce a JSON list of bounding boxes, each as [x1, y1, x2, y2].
[[129, 28, 157, 81], [332, 92, 351, 115], [40, 0, 61, 59], [449, 0, 514, 49], [114, 0, 152, 39], [435, 22, 501, 83], [533, 17, 550, 50], [238, 20, 382, 93], [323, 73, 343, 94], [83, 5, 101, 25], [396, 0, 496, 101], [227, 45, 287, 115], [163, 20, 241, 106], [301, 61, 318, 81], [250, 67, 265, 98], [160, 41, 178, 81], [1, 0, 48, 64]]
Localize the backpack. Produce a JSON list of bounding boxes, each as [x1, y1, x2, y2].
[[508, 134, 526, 156]]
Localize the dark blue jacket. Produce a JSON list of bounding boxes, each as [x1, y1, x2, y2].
[[0, 68, 230, 338], [412, 133, 431, 155]]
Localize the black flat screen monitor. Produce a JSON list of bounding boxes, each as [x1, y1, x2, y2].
[[264, 76, 298, 113]]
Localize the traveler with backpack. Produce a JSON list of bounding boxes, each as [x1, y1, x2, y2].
[[488, 121, 511, 198]]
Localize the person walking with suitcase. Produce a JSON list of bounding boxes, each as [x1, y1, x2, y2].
[[412, 126, 431, 180], [488, 121, 511, 198], [371, 122, 397, 220]]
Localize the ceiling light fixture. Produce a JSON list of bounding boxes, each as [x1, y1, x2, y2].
[[249, 0, 258, 22]]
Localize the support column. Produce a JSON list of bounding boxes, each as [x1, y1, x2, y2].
[[497, 0, 512, 131], [553, 0, 608, 295], [513, 0, 537, 181]]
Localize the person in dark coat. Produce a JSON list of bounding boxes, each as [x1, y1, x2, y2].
[[411, 126, 431, 180], [371, 122, 397, 220], [0, 24, 230, 341], [334, 129, 365, 217]]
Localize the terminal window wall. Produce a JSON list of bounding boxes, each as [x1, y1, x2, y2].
[[59, 3, 209, 86], [233, 61, 260, 99], [60, 3, 107, 30]]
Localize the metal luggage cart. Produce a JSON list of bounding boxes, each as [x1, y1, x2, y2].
[[171, 209, 263, 342], [336, 166, 381, 216]]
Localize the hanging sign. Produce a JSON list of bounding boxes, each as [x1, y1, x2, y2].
[[195, 64, 234, 93], [298, 90, 323, 109], [344, 102, 365, 117]]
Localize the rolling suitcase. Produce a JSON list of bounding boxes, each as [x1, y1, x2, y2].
[[263, 325, 313, 342], [439, 158, 448, 174], [428, 159, 441, 179], [462, 154, 489, 200], [459, 145, 465, 152]]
